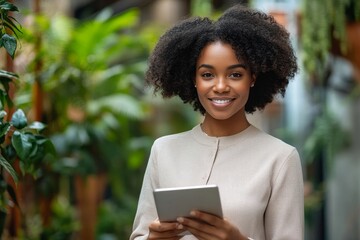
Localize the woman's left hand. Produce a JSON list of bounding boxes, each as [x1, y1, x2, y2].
[[177, 210, 247, 240]]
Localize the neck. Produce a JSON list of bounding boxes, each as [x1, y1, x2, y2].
[[201, 113, 250, 137]]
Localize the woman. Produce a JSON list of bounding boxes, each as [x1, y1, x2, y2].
[[130, 4, 303, 240]]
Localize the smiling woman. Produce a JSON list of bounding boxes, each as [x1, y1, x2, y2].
[[195, 42, 255, 136], [131, 4, 303, 240]]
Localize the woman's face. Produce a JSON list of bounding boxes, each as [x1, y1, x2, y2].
[[195, 41, 255, 121]]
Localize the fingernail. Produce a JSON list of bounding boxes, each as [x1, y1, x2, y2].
[[190, 211, 196, 216], [176, 223, 183, 229], [177, 217, 184, 223]]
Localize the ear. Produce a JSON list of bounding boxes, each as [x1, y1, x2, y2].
[[251, 74, 256, 87]]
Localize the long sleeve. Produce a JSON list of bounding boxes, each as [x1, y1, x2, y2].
[[264, 149, 304, 239], [130, 144, 159, 240]]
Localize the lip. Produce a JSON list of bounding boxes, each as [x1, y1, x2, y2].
[[209, 98, 235, 107]]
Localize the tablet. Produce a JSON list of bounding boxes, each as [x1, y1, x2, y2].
[[153, 184, 223, 222]]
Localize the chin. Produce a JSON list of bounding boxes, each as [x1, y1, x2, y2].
[[207, 112, 235, 121]]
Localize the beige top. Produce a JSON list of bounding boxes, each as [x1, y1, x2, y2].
[[130, 124, 304, 240]]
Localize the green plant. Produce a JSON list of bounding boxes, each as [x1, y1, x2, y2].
[[15, 7, 159, 238], [96, 199, 137, 239], [0, 1, 55, 237], [0, 0, 19, 59], [300, 1, 360, 237], [19, 196, 80, 240], [301, 0, 360, 76], [15, 5, 201, 238], [40, 196, 80, 240], [18, 8, 151, 174], [303, 110, 350, 172]]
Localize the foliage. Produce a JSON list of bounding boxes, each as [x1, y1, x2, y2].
[[16, 7, 160, 238], [0, 0, 20, 59], [18, 196, 80, 240], [18, 8, 151, 176], [303, 110, 349, 170], [0, 1, 56, 238], [1, 1, 56, 202], [0, 0, 19, 110], [300, 1, 359, 236], [300, 0, 357, 182], [40, 196, 80, 240], [191, 0, 213, 17], [96, 199, 137, 239], [301, 0, 360, 76], [12, 3, 201, 239]]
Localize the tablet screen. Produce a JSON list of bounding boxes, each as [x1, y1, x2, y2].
[[153, 184, 223, 222]]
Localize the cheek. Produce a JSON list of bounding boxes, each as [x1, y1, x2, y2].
[[195, 76, 204, 85], [196, 86, 206, 100], [195, 80, 212, 93], [234, 83, 252, 93]]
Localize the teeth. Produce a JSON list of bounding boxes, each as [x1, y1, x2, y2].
[[212, 99, 232, 104]]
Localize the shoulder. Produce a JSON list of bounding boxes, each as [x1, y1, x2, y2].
[[245, 126, 300, 165], [152, 129, 194, 148], [250, 126, 296, 151], [246, 127, 302, 183], [149, 129, 198, 162]]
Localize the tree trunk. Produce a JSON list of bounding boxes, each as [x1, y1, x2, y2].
[[74, 174, 107, 240]]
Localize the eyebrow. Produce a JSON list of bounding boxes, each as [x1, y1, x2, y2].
[[197, 63, 247, 70]]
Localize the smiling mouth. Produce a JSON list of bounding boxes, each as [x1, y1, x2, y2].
[[210, 98, 234, 105]]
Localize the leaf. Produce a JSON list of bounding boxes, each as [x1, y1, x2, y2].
[[1, 34, 17, 58], [3, 21, 20, 38], [11, 131, 33, 161], [3, 145, 18, 164], [7, 15, 22, 29], [0, 156, 18, 183], [88, 94, 145, 119], [0, 122, 11, 137], [0, 1, 19, 11], [0, 93, 14, 109], [104, 8, 139, 32], [10, 109, 27, 129], [0, 111, 7, 120], [0, 70, 18, 79], [27, 121, 46, 131], [38, 137, 56, 158]]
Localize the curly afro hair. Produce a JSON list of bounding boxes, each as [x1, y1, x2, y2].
[[145, 4, 298, 114]]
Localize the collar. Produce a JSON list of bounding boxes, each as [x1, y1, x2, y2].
[[190, 124, 257, 147]]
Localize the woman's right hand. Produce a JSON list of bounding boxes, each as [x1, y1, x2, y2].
[[148, 219, 186, 239]]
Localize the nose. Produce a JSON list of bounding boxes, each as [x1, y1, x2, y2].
[[213, 77, 230, 93]]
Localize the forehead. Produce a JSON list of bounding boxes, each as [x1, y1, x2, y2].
[[197, 41, 245, 65]]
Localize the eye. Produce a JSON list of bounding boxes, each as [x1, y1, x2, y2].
[[201, 72, 214, 79], [229, 72, 243, 79]]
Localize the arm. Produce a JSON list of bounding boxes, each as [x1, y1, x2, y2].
[[130, 141, 187, 240], [264, 149, 304, 240], [130, 144, 159, 240]]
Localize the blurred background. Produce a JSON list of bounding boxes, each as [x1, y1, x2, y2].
[[0, 0, 359, 239]]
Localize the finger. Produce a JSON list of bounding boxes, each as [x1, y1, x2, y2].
[[148, 221, 186, 239], [185, 225, 212, 240], [149, 221, 180, 232], [189, 210, 222, 226], [177, 216, 223, 239], [177, 217, 212, 234], [183, 216, 242, 240]]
